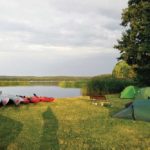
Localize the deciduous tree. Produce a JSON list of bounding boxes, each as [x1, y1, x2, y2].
[[114, 0, 150, 85]]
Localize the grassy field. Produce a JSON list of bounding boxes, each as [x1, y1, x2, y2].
[[0, 95, 150, 150]]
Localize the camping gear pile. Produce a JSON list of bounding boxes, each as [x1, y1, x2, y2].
[[114, 86, 150, 122], [0, 92, 55, 106]]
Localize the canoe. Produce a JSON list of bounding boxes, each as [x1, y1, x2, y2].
[[2, 97, 9, 106], [29, 96, 40, 103], [30, 96, 55, 103], [25, 96, 55, 103], [21, 98, 30, 104], [39, 97, 55, 102], [5, 95, 24, 106], [12, 97, 24, 105]]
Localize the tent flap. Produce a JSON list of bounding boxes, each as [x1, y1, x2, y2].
[[114, 100, 150, 122]]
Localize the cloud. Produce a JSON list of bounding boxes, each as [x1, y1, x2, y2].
[[0, 0, 128, 75]]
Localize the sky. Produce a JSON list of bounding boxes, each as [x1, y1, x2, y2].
[[0, 0, 128, 76]]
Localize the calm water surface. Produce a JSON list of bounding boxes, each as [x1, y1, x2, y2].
[[0, 86, 81, 98]]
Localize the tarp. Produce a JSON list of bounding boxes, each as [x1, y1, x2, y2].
[[114, 100, 150, 122], [135, 87, 150, 100], [120, 86, 139, 99]]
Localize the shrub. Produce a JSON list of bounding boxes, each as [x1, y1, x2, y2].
[[86, 75, 135, 95], [112, 61, 136, 79]]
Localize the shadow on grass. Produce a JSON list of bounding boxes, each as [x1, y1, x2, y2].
[[40, 107, 59, 150], [0, 115, 23, 150]]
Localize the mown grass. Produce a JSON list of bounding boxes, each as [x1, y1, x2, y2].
[[0, 95, 150, 150]]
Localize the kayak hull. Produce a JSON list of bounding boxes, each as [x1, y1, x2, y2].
[[2, 98, 9, 106], [39, 97, 55, 102]]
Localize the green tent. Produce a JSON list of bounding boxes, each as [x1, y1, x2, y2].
[[120, 86, 139, 99], [135, 87, 150, 100], [114, 100, 150, 122]]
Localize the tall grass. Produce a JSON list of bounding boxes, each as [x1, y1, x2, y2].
[[86, 75, 135, 95], [59, 80, 87, 88], [0, 81, 30, 86], [0, 81, 59, 86]]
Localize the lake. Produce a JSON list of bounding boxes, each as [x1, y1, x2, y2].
[[0, 86, 81, 98]]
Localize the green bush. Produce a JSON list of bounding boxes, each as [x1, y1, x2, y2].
[[112, 61, 136, 79], [86, 75, 135, 95]]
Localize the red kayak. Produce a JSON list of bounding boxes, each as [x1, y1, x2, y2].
[[21, 97, 40, 104], [39, 97, 55, 102], [21, 98, 30, 104], [30, 96, 41, 103], [21, 96, 55, 103]]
